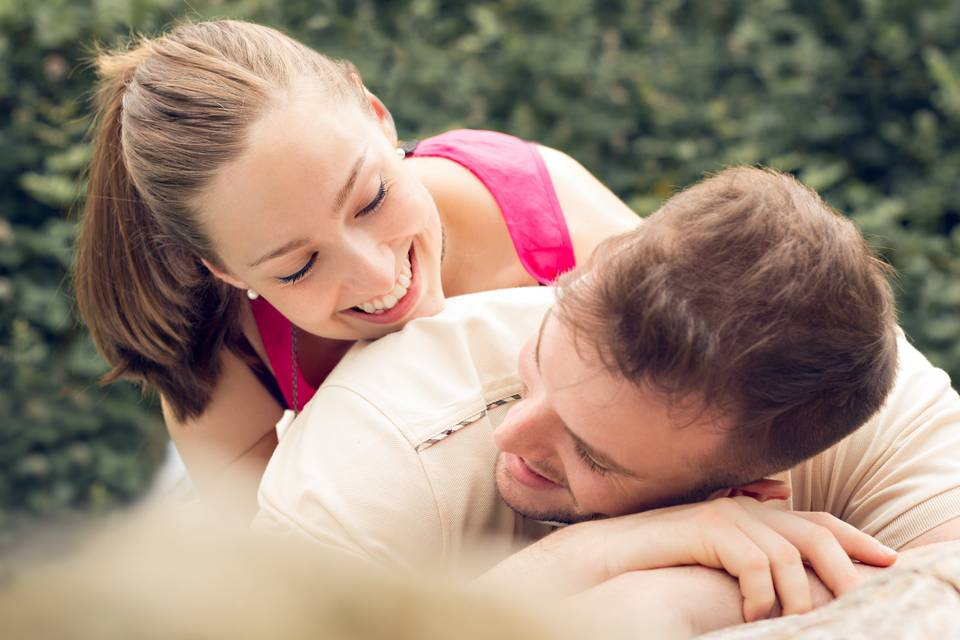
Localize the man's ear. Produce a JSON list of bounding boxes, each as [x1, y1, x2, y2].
[[201, 257, 248, 290], [728, 478, 792, 502], [349, 73, 399, 147]]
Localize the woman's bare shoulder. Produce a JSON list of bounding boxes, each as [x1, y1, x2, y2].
[[536, 145, 641, 262]]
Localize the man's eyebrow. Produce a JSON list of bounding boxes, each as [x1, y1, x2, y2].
[[247, 150, 367, 269], [565, 425, 639, 478]]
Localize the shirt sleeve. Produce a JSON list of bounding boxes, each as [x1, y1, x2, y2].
[[794, 334, 960, 549], [253, 384, 445, 569]]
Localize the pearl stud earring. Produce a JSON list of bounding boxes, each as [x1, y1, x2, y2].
[[247, 289, 259, 301], [396, 146, 407, 159]]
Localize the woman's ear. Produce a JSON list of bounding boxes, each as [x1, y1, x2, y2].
[[367, 90, 398, 146], [347, 72, 398, 145], [201, 257, 248, 290]]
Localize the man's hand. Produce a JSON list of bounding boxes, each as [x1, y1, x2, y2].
[[596, 497, 898, 621], [483, 497, 896, 623]]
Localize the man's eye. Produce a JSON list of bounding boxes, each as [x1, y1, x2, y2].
[[277, 252, 318, 285], [576, 444, 609, 476], [356, 175, 391, 217]]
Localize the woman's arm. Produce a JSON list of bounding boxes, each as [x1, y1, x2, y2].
[[161, 346, 283, 521]]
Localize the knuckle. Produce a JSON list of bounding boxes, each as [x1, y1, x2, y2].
[[756, 592, 777, 612], [811, 523, 839, 543], [770, 543, 803, 567], [699, 498, 737, 526], [746, 590, 777, 617], [714, 497, 744, 517], [807, 524, 841, 551], [743, 551, 771, 574], [806, 511, 838, 527]]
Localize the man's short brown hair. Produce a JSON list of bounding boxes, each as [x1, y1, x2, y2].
[[557, 167, 898, 483]]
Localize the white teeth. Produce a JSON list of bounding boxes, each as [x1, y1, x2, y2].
[[353, 249, 414, 314]]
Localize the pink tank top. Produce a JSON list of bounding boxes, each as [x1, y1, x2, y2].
[[250, 129, 576, 410]]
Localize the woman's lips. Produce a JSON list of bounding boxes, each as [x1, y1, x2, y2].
[[505, 452, 563, 490], [341, 245, 422, 326]]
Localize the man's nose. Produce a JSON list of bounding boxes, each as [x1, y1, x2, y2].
[[494, 398, 554, 460]]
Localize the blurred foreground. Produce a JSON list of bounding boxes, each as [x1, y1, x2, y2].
[[2, 503, 959, 639]]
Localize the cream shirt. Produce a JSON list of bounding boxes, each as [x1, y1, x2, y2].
[[255, 287, 960, 569]]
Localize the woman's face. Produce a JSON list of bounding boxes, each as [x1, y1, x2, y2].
[[198, 80, 445, 340]]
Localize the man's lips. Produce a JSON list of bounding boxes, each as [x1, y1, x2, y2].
[[505, 452, 563, 490]]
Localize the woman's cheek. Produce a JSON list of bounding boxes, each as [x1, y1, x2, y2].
[[282, 277, 340, 328]]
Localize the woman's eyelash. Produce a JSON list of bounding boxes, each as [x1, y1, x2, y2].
[[356, 175, 391, 217], [576, 443, 609, 476], [275, 176, 390, 285], [278, 252, 318, 285]]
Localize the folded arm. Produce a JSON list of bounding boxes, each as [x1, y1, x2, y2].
[[479, 498, 895, 622], [566, 517, 960, 639]]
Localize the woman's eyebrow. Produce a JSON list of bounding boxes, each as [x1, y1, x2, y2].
[[248, 237, 311, 269], [333, 149, 368, 211]]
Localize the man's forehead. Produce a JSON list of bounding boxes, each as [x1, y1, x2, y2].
[[535, 308, 625, 404]]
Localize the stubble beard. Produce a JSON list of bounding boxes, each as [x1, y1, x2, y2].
[[493, 456, 602, 525], [493, 455, 732, 525]]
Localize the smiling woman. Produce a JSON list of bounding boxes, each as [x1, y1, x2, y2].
[[73, 20, 638, 518]]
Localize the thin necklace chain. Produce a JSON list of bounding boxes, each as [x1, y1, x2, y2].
[[291, 324, 299, 415]]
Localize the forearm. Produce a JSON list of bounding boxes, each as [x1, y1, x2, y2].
[[475, 524, 606, 597], [567, 566, 746, 639], [476, 513, 698, 597], [568, 561, 890, 638]]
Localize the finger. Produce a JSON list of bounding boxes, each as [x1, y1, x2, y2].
[[733, 515, 811, 616], [708, 525, 777, 623], [764, 511, 865, 597], [794, 512, 897, 568]]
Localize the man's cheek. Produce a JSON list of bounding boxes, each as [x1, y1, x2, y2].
[[568, 474, 606, 513], [580, 477, 639, 518]]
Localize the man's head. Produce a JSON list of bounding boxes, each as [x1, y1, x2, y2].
[[494, 167, 898, 524]]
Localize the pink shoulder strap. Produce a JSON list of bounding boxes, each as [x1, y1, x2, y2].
[[410, 129, 576, 284]]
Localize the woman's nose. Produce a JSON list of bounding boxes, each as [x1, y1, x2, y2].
[[345, 242, 397, 296]]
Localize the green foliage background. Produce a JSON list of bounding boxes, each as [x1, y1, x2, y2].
[[2, 0, 959, 533]]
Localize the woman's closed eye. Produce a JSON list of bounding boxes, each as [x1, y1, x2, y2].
[[356, 175, 391, 218], [277, 252, 318, 285], [275, 176, 391, 286]]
